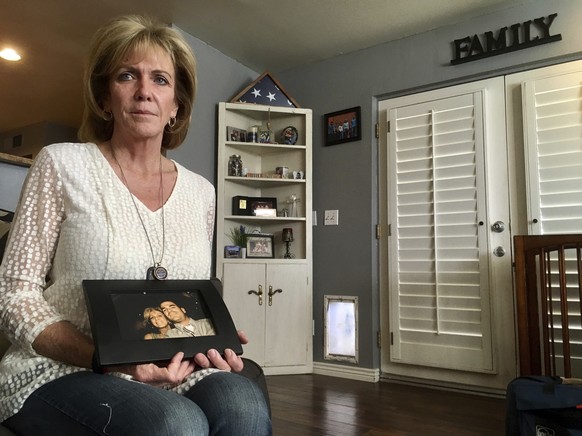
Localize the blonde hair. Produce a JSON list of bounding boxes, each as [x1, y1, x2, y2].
[[143, 307, 166, 325], [78, 15, 197, 150]]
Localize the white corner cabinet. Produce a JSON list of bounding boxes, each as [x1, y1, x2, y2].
[[216, 102, 313, 375]]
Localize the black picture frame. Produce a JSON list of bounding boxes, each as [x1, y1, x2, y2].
[[226, 126, 247, 142], [232, 196, 278, 216], [324, 106, 362, 146], [83, 279, 243, 367], [249, 197, 277, 217], [246, 234, 275, 258]]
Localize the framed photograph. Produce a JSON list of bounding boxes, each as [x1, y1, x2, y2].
[[246, 234, 275, 258], [226, 126, 247, 142], [324, 106, 362, 146], [83, 279, 243, 367], [232, 196, 278, 216], [224, 245, 241, 258], [249, 197, 277, 217]]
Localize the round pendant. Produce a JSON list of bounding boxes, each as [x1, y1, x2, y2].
[[153, 265, 168, 280]]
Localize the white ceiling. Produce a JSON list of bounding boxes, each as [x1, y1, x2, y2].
[[0, 0, 531, 134]]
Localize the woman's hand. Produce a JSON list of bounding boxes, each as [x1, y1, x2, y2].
[[193, 330, 248, 373], [111, 331, 249, 382], [115, 352, 195, 386]]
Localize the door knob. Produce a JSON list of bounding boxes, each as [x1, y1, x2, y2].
[[491, 221, 505, 233], [493, 246, 506, 257]]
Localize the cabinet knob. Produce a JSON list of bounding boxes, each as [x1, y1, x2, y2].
[[268, 286, 283, 306], [248, 285, 263, 306]]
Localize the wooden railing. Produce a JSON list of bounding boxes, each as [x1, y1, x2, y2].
[[514, 234, 582, 377]]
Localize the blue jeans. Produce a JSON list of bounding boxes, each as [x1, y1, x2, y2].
[[3, 371, 272, 435]]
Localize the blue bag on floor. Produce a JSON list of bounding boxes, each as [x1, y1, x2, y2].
[[506, 376, 582, 435]]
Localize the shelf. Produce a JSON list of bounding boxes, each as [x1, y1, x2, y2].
[[226, 141, 307, 153], [225, 216, 306, 223], [225, 176, 305, 186], [217, 102, 313, 373], [224, 102, 309, 116], [218, 101, 311, 262], [222, 258, 308, 265]]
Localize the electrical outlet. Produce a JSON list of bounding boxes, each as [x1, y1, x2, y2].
[[324, 209, 339, 226]]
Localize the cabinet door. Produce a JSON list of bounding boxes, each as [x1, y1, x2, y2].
[[264, 263, 310, 367], [222, 263, 266, 364]]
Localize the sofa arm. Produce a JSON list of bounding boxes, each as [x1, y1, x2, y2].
[[239, 358, 271, 417]]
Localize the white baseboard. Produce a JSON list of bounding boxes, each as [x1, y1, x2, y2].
[[313, 362, 380, 382]]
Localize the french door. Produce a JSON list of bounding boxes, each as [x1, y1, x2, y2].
[[507, 61, 582, 376], [379, 77, 515, 390]]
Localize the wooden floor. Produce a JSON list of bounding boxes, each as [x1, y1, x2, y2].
[[266, 374, 506, 435]]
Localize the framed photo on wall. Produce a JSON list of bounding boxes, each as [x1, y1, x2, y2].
[[324, 106, 362, 146]]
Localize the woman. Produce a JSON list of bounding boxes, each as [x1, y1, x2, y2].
[[0, 15, 271, 435], [143, 307, 174, 339]]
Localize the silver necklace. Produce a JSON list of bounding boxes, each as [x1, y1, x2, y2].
[[111, 145, 168, 280]]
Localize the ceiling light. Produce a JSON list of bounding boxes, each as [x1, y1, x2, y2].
[[0, 48, 21, 61]]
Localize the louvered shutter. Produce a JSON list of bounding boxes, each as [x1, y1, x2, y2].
[[522, 70, 582, 376], [388, 91, 493, 372], [522, 72, 582, 235]]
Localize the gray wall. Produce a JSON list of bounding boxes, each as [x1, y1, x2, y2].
[[275, 0, 582, 369], [168, 27, 258, 184], [0, 122, 77, 159]]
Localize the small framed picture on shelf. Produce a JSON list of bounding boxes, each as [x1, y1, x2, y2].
[[249, 197, 277, 217], [226, 126, 247, 142], [224, 245, 241, 258], [324, 106, 362, 146], [246, 234, 275, 259]]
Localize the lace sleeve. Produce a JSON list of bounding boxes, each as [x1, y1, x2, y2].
[[0, 148, 66, 352]]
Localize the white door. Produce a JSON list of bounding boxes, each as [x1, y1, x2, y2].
[[264, 263, 310, 367], [379, 77, 515, 390], [506, 61, 582, 376], [222, 262, 266, 364]]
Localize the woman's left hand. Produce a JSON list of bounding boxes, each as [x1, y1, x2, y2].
[[193, 330, 248, 372], [122, 351, 196, 386]]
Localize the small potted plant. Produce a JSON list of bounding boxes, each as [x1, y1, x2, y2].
[[227, 225, 254, 257]]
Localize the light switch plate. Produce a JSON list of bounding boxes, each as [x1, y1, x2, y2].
[[324, 209, 339, 226]]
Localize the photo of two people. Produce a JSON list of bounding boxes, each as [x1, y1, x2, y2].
[[111, 291, 216, 341]]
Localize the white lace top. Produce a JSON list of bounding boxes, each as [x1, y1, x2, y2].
[[0, 143, 218, 421]]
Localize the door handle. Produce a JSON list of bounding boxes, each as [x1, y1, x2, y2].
[[248, 284, 263, 306], [493, 246, 506, 257], [268, 286, 283, 306], [491, 221, 505, 233]]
